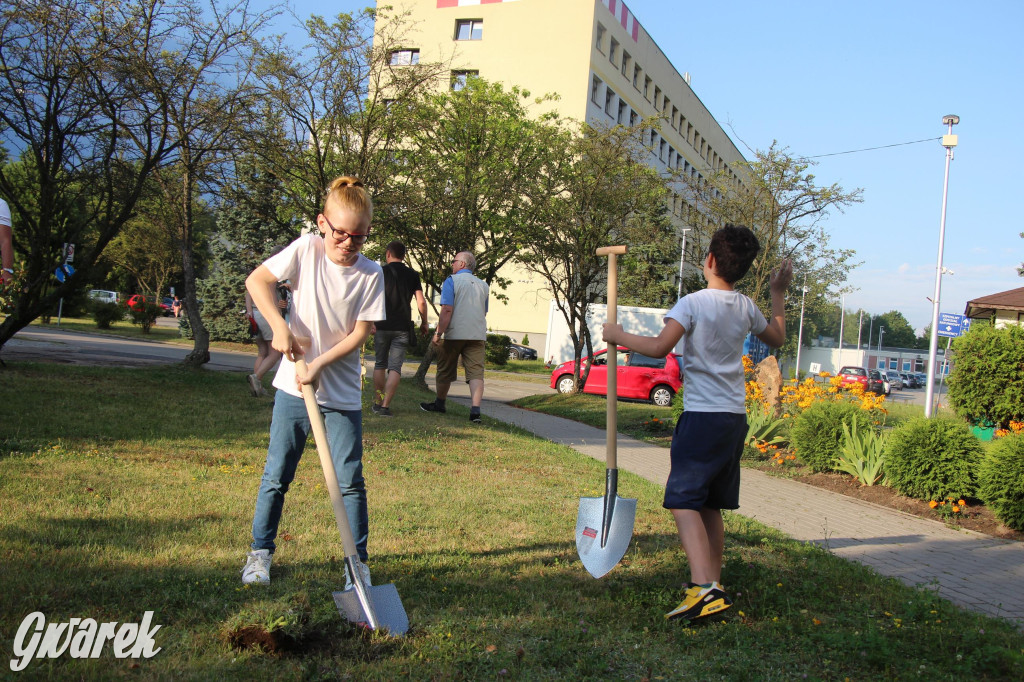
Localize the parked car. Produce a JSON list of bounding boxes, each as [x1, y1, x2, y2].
[[885, 370, 903, 390], [87, 289, 119, 305], [124, 294, 170, 316], [550, 348, 681, 406], [915, 372, 928, 386], [899, 372, 918, 388], [508, 342, 538, 361], [866, 369, 887, 396], [836, 366, 869, 389], [160, 297, 175, 316]]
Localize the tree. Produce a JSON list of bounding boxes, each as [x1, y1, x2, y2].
[[874, 310, 916, 349], [0, 0, 176, 350], [519, 120, 672, 391], [126, 0, 274, 367], [383, 78, 564, 385], [673, 142, 862, 361], [250, 6, 449, 225]]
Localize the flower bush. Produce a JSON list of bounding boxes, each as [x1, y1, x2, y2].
[[928, 496, 969, 521], [882, 417, 983, 501], [127, 300, 162, 333], [790, 400, 874, 473], [977, 433, 1024, 531]]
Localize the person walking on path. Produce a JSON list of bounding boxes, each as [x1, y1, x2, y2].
[[1, 198, 14, 286], [244, 246, 289, 397], [420, 251, 489, 423], [171, 295, 182, 318], [371, 241, 428, 417], [603, 224, 793, 622], [241, 176, 385, 587]]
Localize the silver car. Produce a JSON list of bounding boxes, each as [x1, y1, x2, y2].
[[886, 370, 903, 390]]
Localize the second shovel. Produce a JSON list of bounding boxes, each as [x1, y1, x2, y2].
[[575, 245, 637, 579]]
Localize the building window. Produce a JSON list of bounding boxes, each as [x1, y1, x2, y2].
[[604, 87, 615, 117], [455, 19, 483, 40], [591, 75, 602, 104], [629, 110, 638, 127], [451, 69, 479, 91], [621, 51, 631, 78], [389, 49, 420, 66], [609, 38, 619, 67], [617, 100, 628, 125], [595, 23, 606, 53], [643, 76, 652, 101], [633, 64, 641, 90], [659, 139, 667, 162], [654, 86, 662, 110]]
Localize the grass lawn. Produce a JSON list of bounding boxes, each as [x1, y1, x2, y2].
[[1, 363, 1021, 679]]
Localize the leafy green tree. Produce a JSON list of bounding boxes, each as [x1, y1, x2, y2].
[[0, 0, 177, 349], [518, 120, 672, 391], [874, 310, 916, 348], [125, 0, 274, 367], [673, 142, 862, 363], [384, 78, 564, 384]]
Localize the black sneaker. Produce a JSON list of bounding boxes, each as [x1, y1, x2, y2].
[[370, 403, 382, 414], [378, 406, 393, 417], [420, 401, 446, 413], [469, 412, 482, 423]]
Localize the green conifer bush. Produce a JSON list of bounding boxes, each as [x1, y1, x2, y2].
[[883, 416, 983, 500], [978, 434, 1024, 531], [790, 400, 872, 473]]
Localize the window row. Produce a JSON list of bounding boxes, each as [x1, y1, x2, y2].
[[595, 20, 740, 188]]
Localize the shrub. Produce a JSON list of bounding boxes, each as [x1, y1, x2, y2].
[[790, 400, 872, 473], [486, 333, 510, 366], [520, 333, 530, 347], [946, 324, 1024, 429], [90, 301, 124, 329], [883, 417, 983, 500], [978, 434, 1024, 531], [127, 300, 162, 333]]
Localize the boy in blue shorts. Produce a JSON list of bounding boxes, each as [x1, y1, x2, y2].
[[603, 224, 792, 621]]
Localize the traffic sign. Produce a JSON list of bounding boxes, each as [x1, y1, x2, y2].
[[53, 264, 75, 283], [937, 312, 968, 338]]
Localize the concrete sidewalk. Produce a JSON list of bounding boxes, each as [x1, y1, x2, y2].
[[450, 396, 1024, 629]]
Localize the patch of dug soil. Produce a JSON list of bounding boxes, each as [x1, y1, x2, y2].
[[792, 470, 1024, 542]]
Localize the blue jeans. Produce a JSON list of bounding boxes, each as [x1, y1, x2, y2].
[[251, 392, 368, 560]]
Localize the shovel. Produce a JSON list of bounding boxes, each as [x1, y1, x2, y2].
[[295, 357, 409, 635], [575, 245, 637, 579]]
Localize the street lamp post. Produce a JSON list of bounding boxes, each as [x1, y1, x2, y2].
[[794, 275, 807, 381], [925, 115, 959, 418], [676, 228, 691, 299], [878, 326, 885, 351]]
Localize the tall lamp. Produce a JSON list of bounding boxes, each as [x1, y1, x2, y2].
[[794, 275, 807, 381], [925, 115, 959, 418]]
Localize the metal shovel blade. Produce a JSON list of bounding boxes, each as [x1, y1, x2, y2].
[[333, 582, 409, 636], [575, 493, 637, 578]]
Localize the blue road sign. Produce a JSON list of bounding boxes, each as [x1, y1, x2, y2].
[[53, 264, 75, 283], [937, 312, 966, 338]]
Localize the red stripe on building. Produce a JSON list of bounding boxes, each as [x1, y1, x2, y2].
[[620, 5, 629, 29], [631, 21, 639, 41], [481, 0, 505, 4], [436, 0, 458, 7], [608, 0, 618, 16]]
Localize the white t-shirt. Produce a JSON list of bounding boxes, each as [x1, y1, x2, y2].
[[0, 199, 11, 227], [666, 288, 768, 414], [263, 235, 384, 410]]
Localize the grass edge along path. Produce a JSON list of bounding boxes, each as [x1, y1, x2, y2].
[[0, 362, 1021, 679]]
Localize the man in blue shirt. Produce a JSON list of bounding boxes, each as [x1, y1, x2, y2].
[[421, 251, 489, 423]]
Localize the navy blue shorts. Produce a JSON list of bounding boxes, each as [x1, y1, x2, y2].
[[663, 411, 747, 511]]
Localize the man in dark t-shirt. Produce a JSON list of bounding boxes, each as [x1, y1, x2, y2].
[[371, 241, 428, 416]]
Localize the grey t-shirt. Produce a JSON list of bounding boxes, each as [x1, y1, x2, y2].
[[666, 288, 768, 414]]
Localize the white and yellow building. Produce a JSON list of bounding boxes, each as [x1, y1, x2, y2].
[[375, 0, 745, 352]]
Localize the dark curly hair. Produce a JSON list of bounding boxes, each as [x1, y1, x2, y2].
[[709, 224, 760, 284]]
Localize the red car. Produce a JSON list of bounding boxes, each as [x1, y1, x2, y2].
[[837, 366, 870, 389], [549, 348, 682, 406], [124, 294, 172, 316]]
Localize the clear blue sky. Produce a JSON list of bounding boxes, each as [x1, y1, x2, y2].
[[264, 0, 1023, 333]]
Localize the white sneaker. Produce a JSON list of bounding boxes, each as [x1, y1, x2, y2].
[[343, 560, 372, 591], [242, 549, 272, 584]]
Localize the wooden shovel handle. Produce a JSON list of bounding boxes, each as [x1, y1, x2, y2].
[[295, 358, 359, 558], [597, 245, 628, 469]]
